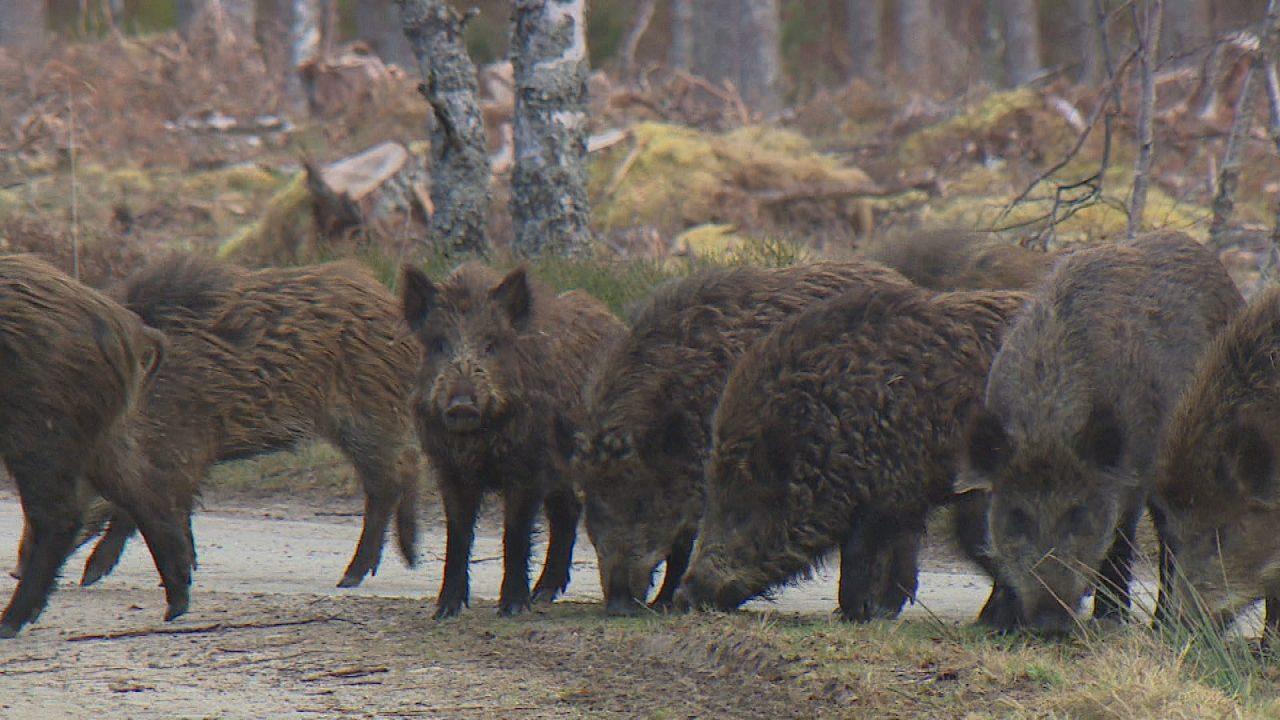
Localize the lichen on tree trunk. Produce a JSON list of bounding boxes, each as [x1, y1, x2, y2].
[[510, 0, 593, 257], [397, 0, 492, 255]]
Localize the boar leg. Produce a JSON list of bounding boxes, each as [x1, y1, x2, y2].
[[838, 511, 916, 622], [336, 450, 404, 588], [394, 453, 421, 569], [1265, 595, 1280, 648], [0, 458, 82, 638], [11, 518, 32, 580], [435, 481, 481, 619], [1093, 505, 1143, 622], [498, 485, 542, 616], [80, 512, 136, 586], [880, 526, 922, 616], [650, 529, 697, 610], [531, 487, 581, 604]]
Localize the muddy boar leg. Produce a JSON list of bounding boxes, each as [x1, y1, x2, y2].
[[1147, 502, 1175, 631], [1092, 505, 1142, 622], [837, 510, 886, 623], [80, 512, 137, 586], [336, 450, 405, 588], [880, 526, 922, 617], [394, 452, 421, 569], [0, 460, 83, 638], [531, 487, 580, 604], [11, 518, 32, 580], [1264, 595, 1280, 648], [650, 529, 697, 610], [435, 480, 480, 620], [498, 484, 542, 616]]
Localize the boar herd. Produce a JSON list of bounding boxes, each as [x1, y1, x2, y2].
[[0, 229, 1276, 645]]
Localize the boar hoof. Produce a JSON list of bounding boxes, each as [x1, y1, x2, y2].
[[164, 597, 189, 622], [0, 624, 18, 639], [498, 599, 532, 617], [433, 602, 463, 620], [336, 574, 365, 589], [530, 586, 560, 605]]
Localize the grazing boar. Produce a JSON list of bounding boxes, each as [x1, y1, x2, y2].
[[1156, 287, 1280, 637], [401, 263, 625, 618], [0, 255, 186, 637], [673, 283, 1028, 621], [575, 261, 912, 617], [962, 233, 1243, 634], [861, 229, 1051, 291], [72, 254, 424, 589]]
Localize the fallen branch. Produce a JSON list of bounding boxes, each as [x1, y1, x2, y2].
[[302, 665, 390, 682], [65, 615, 341, 643]]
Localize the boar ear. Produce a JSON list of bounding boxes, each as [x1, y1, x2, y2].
[[965, 409, 1010, 475], [1078, 402, 1124, 470], [1234, 423, 1277, 505], [400, 265, 438, 333], [491, 266, 533, 328]]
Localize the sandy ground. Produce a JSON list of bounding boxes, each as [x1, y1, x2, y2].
[[0, 496, 1208, 719]]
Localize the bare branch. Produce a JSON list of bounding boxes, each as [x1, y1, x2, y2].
[[1208, 60, 1258, 250], [618, 0, 657, 84]]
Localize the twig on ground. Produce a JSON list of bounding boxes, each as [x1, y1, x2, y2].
[[64, 615, 342, 643]]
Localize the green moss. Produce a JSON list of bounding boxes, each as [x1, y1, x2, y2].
[[217, 172, 314, 265]]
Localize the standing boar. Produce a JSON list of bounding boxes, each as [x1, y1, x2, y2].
[[860, 229, 1052, 291], [401, 263, 625, 618], [71, 254, 424, 589], [1156, 287, 1280, 636], [673, 283, 1028, 620], [575, 261, 912, 617], [962, 233, 1243, 634], [0, 255, 187, 637]]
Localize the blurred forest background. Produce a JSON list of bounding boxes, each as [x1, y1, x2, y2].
[[1, 0, 1278, 292]]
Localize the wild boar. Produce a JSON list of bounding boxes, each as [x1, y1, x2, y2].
[[673, 283, 1028, 621], [401, 263, 625, 618], [0, 254, 185, 637], [575, 261, 913, 617], [1156, 286, 1280, 637], [861, 229, 1051, 291], [963, 233, 1243, 633], [72, 254, 424, 589]]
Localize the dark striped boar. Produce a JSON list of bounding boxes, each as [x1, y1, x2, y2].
[[0, 255, 184, 637], [963, 233, 1243, 634], [674, 283, 1028, 621], [575, 261, 912, 617], [74, 254, 425, 589], [401, 263, 625, 618]]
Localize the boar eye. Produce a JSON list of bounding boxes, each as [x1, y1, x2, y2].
[[430, 337, 450, 355], [481, 340, 496, 356], [1003, 508, 1034, 539], [1064, 504, 1090, 532]]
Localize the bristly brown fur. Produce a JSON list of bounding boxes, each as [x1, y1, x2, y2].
[[71, 253, 425, 591], [675, 282, 1028, 622], [576, 260, 912, 614], [402, 261, 626, 618], [0, 254, 188, 637], [967, 232, 1243, 632], [860, 229, 1052, 291]]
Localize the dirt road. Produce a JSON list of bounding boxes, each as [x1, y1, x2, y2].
[[0, 496, 1184, 719]]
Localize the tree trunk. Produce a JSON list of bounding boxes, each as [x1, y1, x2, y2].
[[690, 0, 782, 115], [258, 0, 322, 113], [848, 0, 883, 80], [998, 0, 1041, 86], [0, 0, 47, 49], [669, 0, 693, 71], [177, 0, 254, 38], [1128, 0, 1164, 241], [1073, 0, 1102, 83], [355, 0, 414, 70], [511, 0, 593, 257], [397, 0, 491, 254], [1162, 0, 1211, 66], [897, 0, 932, 78]]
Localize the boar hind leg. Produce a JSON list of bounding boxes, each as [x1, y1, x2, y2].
[[650, 529, 696, 610], [498, 485, 542, 616], [336, 447, 411, 588], [1093, 506, 1143, 622], [531, 487, 581, 604], [0, 459, 82, 638], [435, 480, 480, 620], [80, 512, 137, 586]]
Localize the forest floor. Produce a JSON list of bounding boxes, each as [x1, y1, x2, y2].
[[0, 491, 1270, 719]]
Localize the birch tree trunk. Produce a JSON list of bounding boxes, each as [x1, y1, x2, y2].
[[356, 0, 414, 69], [848, 0, 883, 80], [0, 0, 46, 49], [1128, 0, 1164, 241], [690, 0, 782, 115], [999, 0, 1042, 86], [258, 0, 322, 112], [1073, 0, 1102, 83], [897, 0, 932, 78], [397, 0, 492, 254], [511, 0, 593, 257], [669, 0, 693, 71]]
